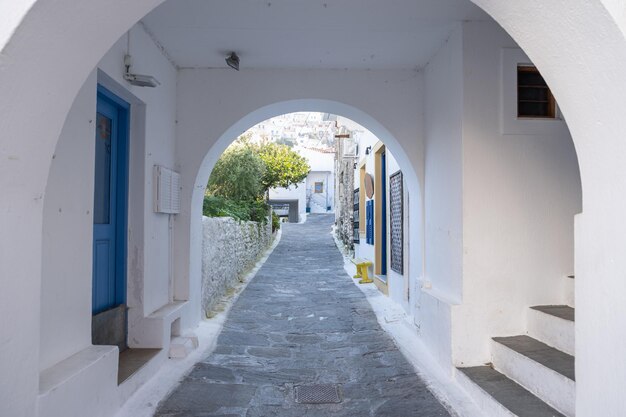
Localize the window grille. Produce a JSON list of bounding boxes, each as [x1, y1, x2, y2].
[[389, 171, 403, 274], [517, 65, 556, 118]]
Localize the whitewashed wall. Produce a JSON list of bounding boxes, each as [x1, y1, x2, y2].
[[421, 24, 464, 370], [385, 154, 411, 313], [174, 69, 426, 339], [269, 146, 336, 220], [201, 216, 273, 315], [350, 122, 412, 314], [269, 184, 307, 221], [38, 22, 178, 416], [421, 21, 582, 370], [453, 21, 582, 366]]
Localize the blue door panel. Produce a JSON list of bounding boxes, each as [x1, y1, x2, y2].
[[381, 152, 387, 275], [93, 85, 129, 315], [93, 239, 113, 312]]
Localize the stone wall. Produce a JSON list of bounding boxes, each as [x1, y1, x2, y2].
[[334, 127, 357, 251], [201, 216, 273, 315]]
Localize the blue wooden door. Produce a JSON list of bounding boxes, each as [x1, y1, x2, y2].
[[92, 86, 129, 315]]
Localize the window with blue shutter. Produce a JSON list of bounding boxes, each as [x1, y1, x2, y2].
[[366, 200, 374, 245]]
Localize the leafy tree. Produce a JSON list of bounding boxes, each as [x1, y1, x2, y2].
[[254, 142, 310, 194], [207, 143, 265, 201], [205, 136, 311, 223]]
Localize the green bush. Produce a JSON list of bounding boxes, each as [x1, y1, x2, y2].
[[271, 211, 281, 232], [203, 195, 269, 223], [207, 144, 265, 201]]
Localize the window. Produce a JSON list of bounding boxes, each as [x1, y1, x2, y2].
[[517, 65, 556, 118], [314, 182, 324, 193], [366, 200, 374, 245], [389, 171, 403, 274]]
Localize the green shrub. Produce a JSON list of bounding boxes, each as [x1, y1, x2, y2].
[[271, 211, 280, 232], [203, 195, 269, 223], [207, 144, 265, 201]]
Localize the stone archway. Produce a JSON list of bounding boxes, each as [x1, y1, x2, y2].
[[1, 1, 626, 416]]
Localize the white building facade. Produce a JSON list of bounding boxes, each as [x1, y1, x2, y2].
[[1, 1, 626, 416]]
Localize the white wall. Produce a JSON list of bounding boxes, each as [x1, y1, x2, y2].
[[420, 20, 582, 371], [348, 114, 379, 275], [350, 127, 412, 313], [383, 153, 411, 312], [454, 21, 582, 366], [174, 69, 426, 335], [307, 171, 333, 212], [97, 25, 178, 319], [38, 22, 178, 413], [269, 146, 335, 219], [420, 25, 464, 370], [40, 71, 98, 372], [269, 183, 307, 221]]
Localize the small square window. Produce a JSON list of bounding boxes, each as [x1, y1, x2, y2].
[[314, 182, 324, 193], [517, 66, 556, 119]]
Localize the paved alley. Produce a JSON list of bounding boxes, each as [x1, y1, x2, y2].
[[155, 214, 451, 417]]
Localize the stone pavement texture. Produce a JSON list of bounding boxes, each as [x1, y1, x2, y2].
[[155, 214, 451, 417]]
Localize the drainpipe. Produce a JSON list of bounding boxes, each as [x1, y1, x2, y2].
[[326, 172, 330, 211]]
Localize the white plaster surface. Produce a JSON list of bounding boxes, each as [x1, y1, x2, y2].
[[38, 346, 119, 417], [423, 24, 464, 305], [201, 216, 274, 315], [39, 22, 179, 374], [453, 21, 582, 367], [269, 183, 307, 221], [40, 70, 98, 372]]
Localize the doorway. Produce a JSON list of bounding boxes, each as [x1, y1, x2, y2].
[[92, 85, 130, 351]]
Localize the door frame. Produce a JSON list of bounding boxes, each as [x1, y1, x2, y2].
[[374, 142, 387, 277]]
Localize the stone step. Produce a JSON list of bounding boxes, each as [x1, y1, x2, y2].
[[492, 335, 575, 417], [528, 305, 575, 355], [168, 336, 198, 359], [457, 366, 566, 417]]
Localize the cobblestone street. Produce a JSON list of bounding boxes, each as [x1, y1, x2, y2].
[[155, 214, 451, 416]]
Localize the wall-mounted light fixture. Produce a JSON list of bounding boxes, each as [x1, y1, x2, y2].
[[226, 52, 240, 71], [123, 54, 160, 87], [365, 146, 372, 155]]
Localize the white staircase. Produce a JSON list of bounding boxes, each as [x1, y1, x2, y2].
[[457, 275, 575, 417]]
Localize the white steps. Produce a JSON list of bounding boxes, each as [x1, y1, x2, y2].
[[457, 366, 566, 417], [492, 335, 575, 417], [528, 305, 575, 355], [459, 304, 576, 417]]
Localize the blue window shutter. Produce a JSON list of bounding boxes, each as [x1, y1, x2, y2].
[[365, 200, 374, 245]]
